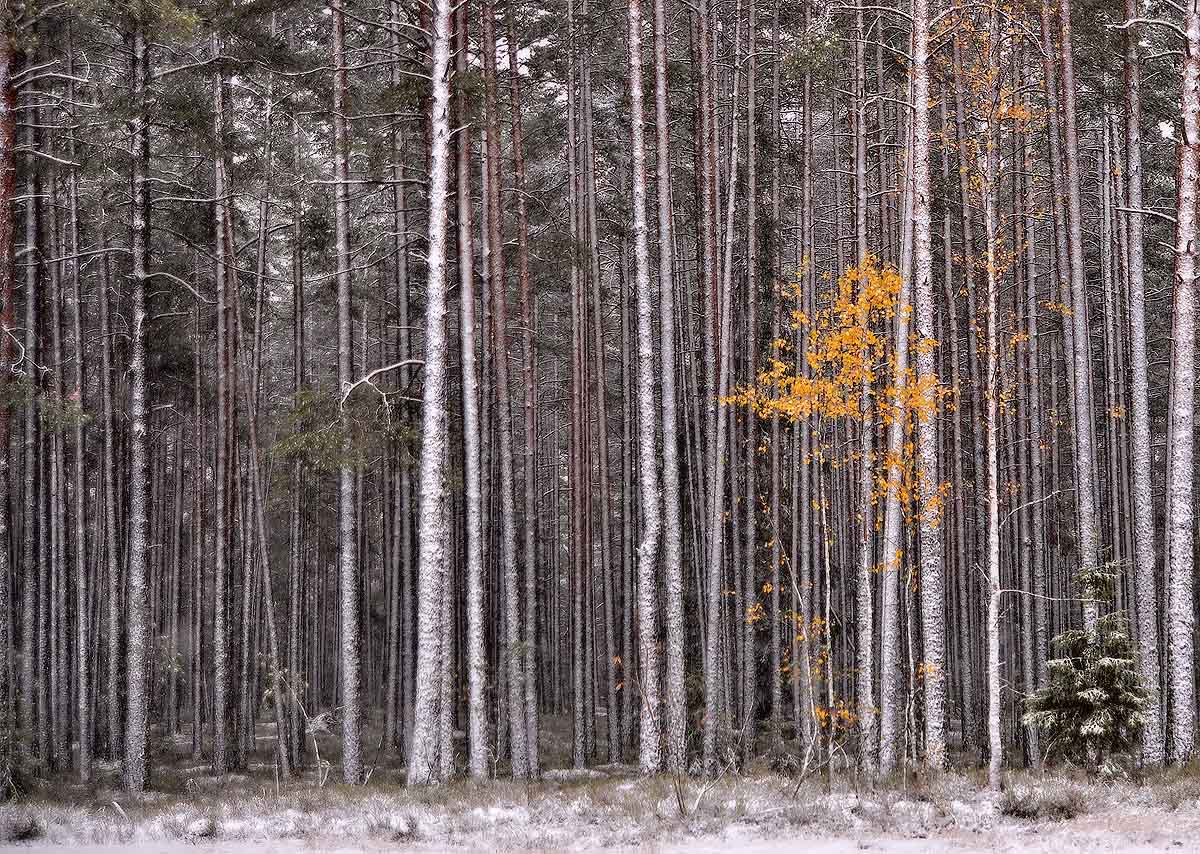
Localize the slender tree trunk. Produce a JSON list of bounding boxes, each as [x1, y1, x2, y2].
[[408, 0, 454, 784], [652, 0, 687, 774], [1056, 0, 1102, 629], [211, 35, 233, 777], [191, 299, 203, 762], [910, 0, 945, 769], [230, 268, 292, 779], [480, 0, 529, 777], [980, 54, 1003, 790], [123, 20, 152, 793], [21, 72, 40, 766], [457, 1, 490, 779], [330, 0, 362, 784], [1167, 0, 1200, 765], [0, 36, 17, 795], [853, 0, 876, 775], [626, 0, 663, 773], [1122, 0, 1163, 767], [740, 0, 759, 767], [287, 26, 306, 768]]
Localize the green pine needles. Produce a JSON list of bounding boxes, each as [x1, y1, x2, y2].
[[1023, 566, 1147, 772]]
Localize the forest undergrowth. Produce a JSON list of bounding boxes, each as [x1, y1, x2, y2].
[[4, 715, 1200, 850]]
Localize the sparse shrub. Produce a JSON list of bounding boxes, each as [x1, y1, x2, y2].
[[366, 811, 418, 841], [769, 749, 800, 777], [185, 815, 218, 839], [1157, 775, 1200, 811], [0, 810, 44, 842], [163, 810, 217, 840], [1000, 783, 1087, 821]]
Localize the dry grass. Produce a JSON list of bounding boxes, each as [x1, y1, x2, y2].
[[0, 808, 44, 843], [7, 716, 1200, 850], [999, 781, 1088, 821]]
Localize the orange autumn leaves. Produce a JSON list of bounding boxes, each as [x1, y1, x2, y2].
[[726, 254, 948, 522]]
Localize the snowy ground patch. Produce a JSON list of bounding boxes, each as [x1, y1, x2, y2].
[[5, 767, 1200, 851]]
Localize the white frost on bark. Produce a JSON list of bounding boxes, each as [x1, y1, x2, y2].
[[651, 0, 686, 775], [123, 20, 151, 793], [1166, 1, 1200, 767], [408, 0, 454, 785], [626, 0, 663, 774], [910, 0, 946, 770], [1123, 0, 1163, 767], [1057, 0, 1102, 631], [331, 0, 362, 785], [456, 4, 489, 782]]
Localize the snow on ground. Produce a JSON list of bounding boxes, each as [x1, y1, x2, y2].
[[3, 767, 1200, 852]]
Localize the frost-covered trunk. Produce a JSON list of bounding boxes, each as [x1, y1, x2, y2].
[[407, 0, 453, 784], [98, 208, 119, 765], [288, 80, 306, 765], [191, 300, 204, 762], [0, 37, 16, 792], [65, 61, 90, 779], [980, 95, 1003, 793], [948, 41, 982, 748], [721, 4, 743, 762], [330, 0, 362, 784], [456, 4, 490, 779], [703, 0, 739, 775], [767, 3, 784, 749], [740, 0, 759, 769], [123, 20, 151, 793], [230, 275, 292, 780], [852, 0, 876, 776], [506, 6, 540, 778], [626, 0, 663, 774], [211, 34, 232, 777], [1122, 0, 1162, 767], [381, 0, 404, 758], [700, 0, 715, 772], [578, 14, 619, 762], [565, 0, 587, 769], [910, 0, 945, 770], [19, 69, 38, 765], [1057, 0, 1101, 631], [1167, 2, 1200, 766], [478, 0, 528, 777], [935, 94, 973, 752], [652, 0, 687, 774], [878, 124, 914, 780], [1019, 89, 1047, 766]]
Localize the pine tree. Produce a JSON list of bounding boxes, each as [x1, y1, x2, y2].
[[1024, 569, 1147, 773]]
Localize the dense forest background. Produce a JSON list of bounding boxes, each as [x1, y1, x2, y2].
[[0, 0, 1196, 796]]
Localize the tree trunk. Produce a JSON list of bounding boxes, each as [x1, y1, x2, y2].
[[910, 0, 945, 770], [457, 1, 490, 780], [1122, 0, 1163, 767], [626, 0, 663, 773], [1056, 0, 1102, 630], [330, 0, 362, 784], [408, 0, 454, 784], [123, 19, 151, 793], [652, 0, 687, 774], [1167, 1, 1200, 766]]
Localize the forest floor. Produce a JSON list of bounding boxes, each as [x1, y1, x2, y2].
[[3, 716, 1200, 851]]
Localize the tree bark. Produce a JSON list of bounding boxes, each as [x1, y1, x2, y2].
[[123, 19, 151, 793], [1167, 0, 1200, 766], [408, 0, 454, 784]]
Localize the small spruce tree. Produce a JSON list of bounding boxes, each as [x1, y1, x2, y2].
[[1023, 566, 1147, 773]]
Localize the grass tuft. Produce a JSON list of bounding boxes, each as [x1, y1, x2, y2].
[[0, 809, 44, 842], [1000, 781, 1087, 821]]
